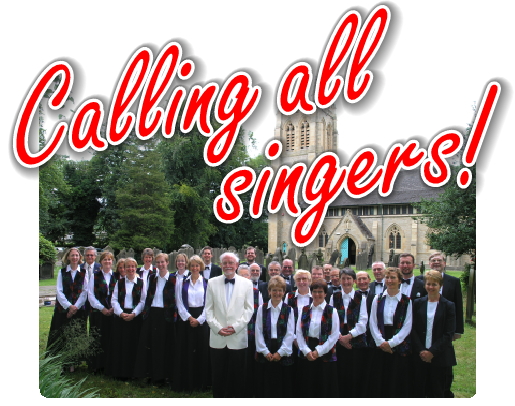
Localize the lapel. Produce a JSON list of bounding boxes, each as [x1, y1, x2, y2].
[[433, 296, 445, 325], [441, 273, 451, 298]]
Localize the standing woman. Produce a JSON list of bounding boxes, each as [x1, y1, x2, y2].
[[174, 255, 211, 393], [137, 248, 155, 282], [134, 253, 177, 387], [255, 276, 295, 398], [296, 279, 339, 398], [113, 258, 126, 280], [329, 268, 368, 397], [412, 270, 457, 397], [87, 251, 117, 374], [46, 247, 89, 372], [369, 267, 413, 397], [174, 253, 189, 281], [109, 257, 146, 380]]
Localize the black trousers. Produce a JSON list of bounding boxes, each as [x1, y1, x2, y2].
[[210, 346, 247, 398]]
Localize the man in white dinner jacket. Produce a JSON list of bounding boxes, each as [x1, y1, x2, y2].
[[205, 252, 254, 398]]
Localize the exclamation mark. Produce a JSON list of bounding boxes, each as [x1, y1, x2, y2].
[[457, 81, 501, 188]]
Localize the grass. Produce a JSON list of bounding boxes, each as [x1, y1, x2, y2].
[[39, 265, 475, 398]]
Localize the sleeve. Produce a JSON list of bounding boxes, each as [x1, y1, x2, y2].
[[296, 312, 310, 356], [315, 308, 339, 357], [349, 295, 368, 337], [231, 282, 255, 334], [388, 300, 413, 348], [196, 282, 207, 325], [278, 307, 295, 357], [428, 301, 456, 356], [75, 273, 89, 309], [369, 297, 386, 346], [205, 281, 224, 334], [176, 279, 191, 322], [56, 271, 71, 309], [88, 273, 105, 311], [132, 279, 147, 317], [255, 306, 270, 356], [112, 281, 123, 316]]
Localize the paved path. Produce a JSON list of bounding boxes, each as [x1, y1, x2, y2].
[[39, 286, 56, 307]]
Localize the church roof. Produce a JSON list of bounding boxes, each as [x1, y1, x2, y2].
[[329, 169, 446, 206]]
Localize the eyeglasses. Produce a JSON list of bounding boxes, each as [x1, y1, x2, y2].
[[430, 259, 443, 263]]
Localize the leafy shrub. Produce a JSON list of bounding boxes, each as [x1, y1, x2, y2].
[[39, 233, 56, 265]]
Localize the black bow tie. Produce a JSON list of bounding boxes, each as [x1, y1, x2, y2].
[[402, 279, 411, 285], [376, 282, 383, 286], [282, 275, 290, 280], [360, 290, 368, 296], [225, 278, 235, 285], [205, 266, 209, 270], [332, 286, 341, 292]]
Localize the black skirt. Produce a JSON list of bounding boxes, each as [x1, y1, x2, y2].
[[133, 307, 176, 382], [259, 338, 293, 398], [173, 306, 211, 392], [107, 308, 142, 379], [298, 337, 338, 398], [46, 308, 87, 366], [88, 311, 114, 371]]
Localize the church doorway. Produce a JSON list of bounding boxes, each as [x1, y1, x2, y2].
[[340, 238, 356, 265]]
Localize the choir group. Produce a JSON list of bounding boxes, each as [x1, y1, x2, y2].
[[46, 246, 462, 398]]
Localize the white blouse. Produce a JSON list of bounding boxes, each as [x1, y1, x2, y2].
[[426, 301, 438, 349], [255, 302, 295, 358], [111, 277, 147, 316], [176, 276, 207, 324], [56, 265, 89, 309], [88, 270, 113, 311], [329, 290, 368, 337]]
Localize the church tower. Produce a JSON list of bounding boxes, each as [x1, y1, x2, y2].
[[267, 106, 339, 254]]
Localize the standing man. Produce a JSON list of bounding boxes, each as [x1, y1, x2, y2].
[[370, 261, 386, 296], [263, 261, 291, 301], [205, 252, 254, 398], [137, 248, 156, 281], [399, 253, 427, 300], [311, 266, 324, 281], [249, 263, 268, 302], [280, 259, 296, 289], [322, 262, 333, 285], [325, 268, 342, 303], [201, 246, 222, 280], [242, 246, 267, 282], [81, 246, 101, 281]]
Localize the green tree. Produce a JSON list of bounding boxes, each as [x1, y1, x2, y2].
[[415, 165, 475, 258], [111, 141, 174, 251], [39, 232, 57, 265]]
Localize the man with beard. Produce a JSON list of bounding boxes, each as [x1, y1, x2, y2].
[[399, 253, 427, 300], [242, 246, 267, 282]]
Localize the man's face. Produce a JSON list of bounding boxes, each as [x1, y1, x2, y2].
[[282, 260, 293, 277], [249, 264, 261, 282], [399, 256, 414, 278], [330, 270, 340, 287], [311, 268, 323, 280], [85, 249, 96, 265], [222, 256, 238, 278], [238, 269, 251, 279], [429, 255, 446, 272], [323, 264, 332, 281], [202, 249, 212, 265], [268, 264, 281, 277], [245, 249, 256, 263], [356, 272, 371, 291], [372, 264, 385, 281]]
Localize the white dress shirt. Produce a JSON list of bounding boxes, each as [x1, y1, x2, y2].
[[370, 291, 413, 348], [176, 276, 207, 324], [285, 289, 311, 336], [111, 276, 147, 316], [56, 265, 89, 309], [329, 289, 368, 337], [374, 281, 385, 296], [255, 302, 294, 357], [296, 301, 339, 357], [401, 275, 415, 297], [224, 276, 235, 306], [203, 264, 211, 280], [88, 270, 113, 311], [140, 266, 154, 281], [151, 272, 170, 308], [426, 301, 438, 348]]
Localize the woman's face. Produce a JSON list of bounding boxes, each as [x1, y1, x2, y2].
[[156, 257, 169, 273], [117, 263, 126, 277], [296, 275, 310, 291], [189, 261, 201, 275], [101, 257, 113, 271], [385, 271, 400, 290], [312, 288, 326, 306], [269, 287, 285, 303], [176, 257, 186, 271], [69, 249, 80, 266], [425, 278, 441, 295], [143, 255, 153, 267], [340, 274, 355, 292], [125, 262, 137, 280]]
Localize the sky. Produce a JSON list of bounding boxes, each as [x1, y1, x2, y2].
[[1, 0, 513, 401]]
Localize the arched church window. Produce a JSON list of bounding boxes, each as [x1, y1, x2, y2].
[[285, 123, 295, 151], [300, 120, 310, 149], [318, 229, 328, 247], [388, 225, 402, 249]]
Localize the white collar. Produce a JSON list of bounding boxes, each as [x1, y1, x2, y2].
[[295, 289, 311, 298], [267, 300, 283, 309], [66, 265, 79, 272], [311, 301, 327, 310], [157, 271, 170, 280]]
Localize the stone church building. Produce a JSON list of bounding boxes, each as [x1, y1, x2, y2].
[[267, 108, 467, 269]]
